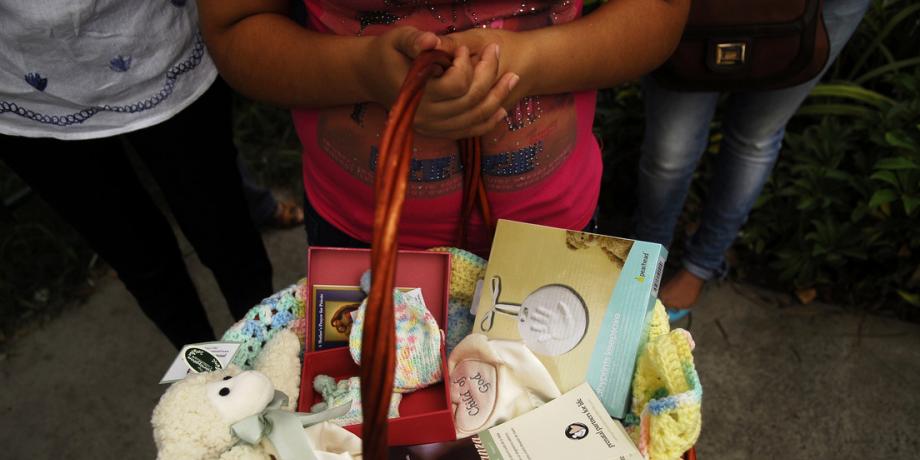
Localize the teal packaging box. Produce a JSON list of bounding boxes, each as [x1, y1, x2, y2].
[[474, 220, 668, 418]]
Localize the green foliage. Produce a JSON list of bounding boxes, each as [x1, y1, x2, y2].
[[232, 96, 304, 194], [731, 1, 920, 318], [593, 83, 645, 235]]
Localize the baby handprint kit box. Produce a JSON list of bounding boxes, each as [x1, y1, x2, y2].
[[473, 220, 667, 418]]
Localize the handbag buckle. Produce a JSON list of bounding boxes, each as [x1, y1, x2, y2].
[[715, 42, 746, 67]]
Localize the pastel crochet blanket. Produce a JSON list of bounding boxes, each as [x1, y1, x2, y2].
[[625, 301, 702, 460]]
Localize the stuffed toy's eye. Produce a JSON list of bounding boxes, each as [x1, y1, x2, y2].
[[219, 387, 230, 396], [223, 376, 233, 381]]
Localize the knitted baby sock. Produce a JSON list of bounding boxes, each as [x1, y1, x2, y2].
[[349, 288, 443, 393], [311, 375, 401, 426], [364, 248, 487, 355]]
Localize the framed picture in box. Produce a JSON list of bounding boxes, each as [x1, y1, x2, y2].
[[310, 285, 366, 351]]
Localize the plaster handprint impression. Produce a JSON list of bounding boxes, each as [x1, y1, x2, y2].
[[481, 276, 588, 356]]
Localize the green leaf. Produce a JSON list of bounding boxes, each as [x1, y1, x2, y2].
[[897, 290, 920, 307], [809, 84, 895, 108], [876, 157, 919, 170], [848, 2, 920, 79], [870, 170, 901, 188], [855, 56, 920, 85], [839, 248, 869, 261], [869, 189, 898, 209], [824, 169, 852, 181], [795, 104, 875, 119], [797, 197, 816, 210], [851, 205, 868, 222], [885, 131, 918, 151], [904, 195, 920, 215]]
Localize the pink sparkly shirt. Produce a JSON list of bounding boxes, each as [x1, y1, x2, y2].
[[294, 0, 600, 255]]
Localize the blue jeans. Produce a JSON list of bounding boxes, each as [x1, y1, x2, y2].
[[635, 0, 871, 280]]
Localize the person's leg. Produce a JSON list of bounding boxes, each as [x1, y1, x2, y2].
[[127, 80, 274, 320], [634, 79, 720, 314], [635, 77, 721, 249], [0, 137, 215, 348], [237, 156, 279, 226], [677, 0, 872, 300], [237, 156, 305, 228]]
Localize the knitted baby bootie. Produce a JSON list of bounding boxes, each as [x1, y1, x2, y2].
[[311, 375, 401, 426]]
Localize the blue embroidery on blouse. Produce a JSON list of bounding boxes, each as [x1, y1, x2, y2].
[[368, 142, 544, 181], [481, 142, 543, 176], [410, 155, 455, 182], [369, 146, 461, 182], [1, 33, 206, 127], [109, 55, 132, 72], [24, 73, 47, 91]]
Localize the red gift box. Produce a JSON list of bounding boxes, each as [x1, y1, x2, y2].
[[299, 247, 456, 446]]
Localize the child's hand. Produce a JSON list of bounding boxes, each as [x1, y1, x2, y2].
[[414, 43, 519, 139], [364, 27, 518, 140], [365, 27, 441, 109], [436, 28, 533, 109]]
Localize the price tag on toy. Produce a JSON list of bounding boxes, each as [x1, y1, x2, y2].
[[159, 342, 241, 384]]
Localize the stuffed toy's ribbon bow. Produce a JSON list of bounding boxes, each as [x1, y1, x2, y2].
[[231, 391, 351, 460]]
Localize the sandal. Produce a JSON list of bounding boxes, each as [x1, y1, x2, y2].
[[667, 308, 691, 323], [268, 199, 304, 228]]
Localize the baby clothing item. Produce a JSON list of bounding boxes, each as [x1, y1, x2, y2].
[[361, 247, 486, 355], [300, 422, 363, 460], [250, 419, 365, 460], [447, 333, 561, 438], [626, 300, 702, 460], [311, 375, 401, 427], [222, 279, 308, 368], [349, 288, 442, 393], [428, 247, 487, 355]]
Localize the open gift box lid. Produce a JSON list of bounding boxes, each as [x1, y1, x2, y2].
[[299, 247, 456, 446]]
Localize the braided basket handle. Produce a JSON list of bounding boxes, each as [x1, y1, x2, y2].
[[360, 50, 454, 458], [359, 50, 693, 460]]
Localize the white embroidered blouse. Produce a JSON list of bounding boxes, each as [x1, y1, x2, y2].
[[0, 0, 217, 140]]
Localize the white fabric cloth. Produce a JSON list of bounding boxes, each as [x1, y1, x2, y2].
[[448, 334, 561, 438], [0, 0, 217, 140], [238, 422, 363, 460]]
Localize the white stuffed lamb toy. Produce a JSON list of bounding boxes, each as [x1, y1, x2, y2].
[[151, 329, 362, 459]]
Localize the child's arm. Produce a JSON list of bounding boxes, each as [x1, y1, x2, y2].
[[197, 0, 424, 108], [198, 0, 515, 139], [438, 0, 691, 105]]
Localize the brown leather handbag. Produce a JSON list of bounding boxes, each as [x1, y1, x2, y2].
[[654, 0, 830, 91]]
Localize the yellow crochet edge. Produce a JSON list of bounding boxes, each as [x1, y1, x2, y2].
[[629, 301, 702, 460]]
